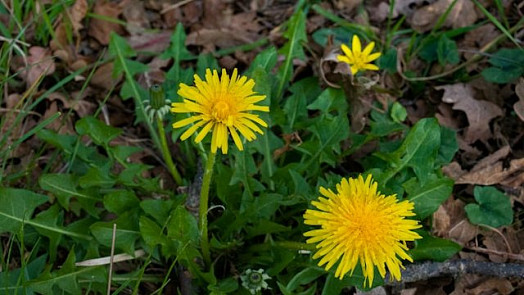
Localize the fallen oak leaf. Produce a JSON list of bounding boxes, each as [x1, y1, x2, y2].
[[436, 83, 503, 143]]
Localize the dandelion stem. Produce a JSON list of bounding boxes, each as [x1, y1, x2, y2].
[[199, 150, 216, 266], [156, 116, 182, 186]]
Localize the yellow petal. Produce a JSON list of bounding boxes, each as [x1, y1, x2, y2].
[[180, 120, 206, 141], [366, 53, 381, 63], [352, 35, 361, 55], [194, 121, 214, 143], [229, 126, 243, 151], [173, 115, 204, 128], [340, 44, 354, 62], [362, 41, 376, 57]]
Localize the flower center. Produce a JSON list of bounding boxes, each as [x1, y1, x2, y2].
[[212, 100, 233, 123], [345, 205, 385, 244]]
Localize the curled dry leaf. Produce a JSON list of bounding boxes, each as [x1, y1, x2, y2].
[[436, 83, 503, 143], [514, 78, 524, 121]]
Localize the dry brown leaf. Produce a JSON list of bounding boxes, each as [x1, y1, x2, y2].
[[91, 62, 121, 90], [334, 0, 362, 12], [137, 56, 170, 87], [20, 47, 56, 87], [483, 228, 522, 263], [433, 197, 478, 245], [449, 157, 524, 186], [47, 91, 97, 118], [469, 278, 514, 295], [461, 24, 498, 61], [444, 0, 478, 29], [69, 0, 88, 36], [127, 31, 171, 53], [122, 0, 150, 34], [514, 77, 524, 121], [409, 0, 478, 32], [470, 146, 511, 172], [88, 0, 125, 45], [436, 83, 503, 143]]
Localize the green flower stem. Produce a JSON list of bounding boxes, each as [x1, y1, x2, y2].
[[156, 116, 182, 186], [200, 150, 216, 266]]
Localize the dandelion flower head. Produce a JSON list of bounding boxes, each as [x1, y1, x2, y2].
[[303, 175, 422, 287], [171, 69, 269, 154], [337, 35, 381, 75]]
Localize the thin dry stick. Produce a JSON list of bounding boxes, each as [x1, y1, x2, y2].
[[107, 223, 117, 295], [386, 259, 524, 285], [480, 225, 513, 254], [466, 246, 524, 261], [160, 0, 195, 14]]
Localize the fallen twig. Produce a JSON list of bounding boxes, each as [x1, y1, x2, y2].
[[387, 259, 524, 285]]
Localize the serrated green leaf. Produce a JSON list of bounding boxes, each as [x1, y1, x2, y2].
[[78, 165, 115, 188], [162, 22, 195, 83], [404, 175, 454, 219], [481, 67, 523, 84], [103, 190, 140, 214], [75, 116, 122, 147], [307, 88, 348, 117], [487, 48, 524, 69], [437, 34, 459, 65], [465, 186, 513, 228], [379, 118, 440, 185], [437, 126, 458, 165], [277, 9, 307, 98], [247, 46, 278, 75], [110, 145, 143, 163], [0, 254, 46, 295], [286, 267, 324, 292], [39, 173, 98, 211], [32, 205, 63, 261], [140, 199, 174, 225], [230, 148, 264, 197], [300, 115, 350, 173], [377, 48, 397, 73], [167, 206, 199, 245], [29, 250, 105, 295], [245, 219, 290, 238], [90, 211, 140, 254], [139, 215, 169, 248], [411, 231, 461, 261], [0, 188, 48, 234], [37, 129, 76, 154], [390, 102, 407, 123]]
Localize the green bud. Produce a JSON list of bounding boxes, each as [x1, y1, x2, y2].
[[241, 269, 271, 294], [150, 84, 166, 110]]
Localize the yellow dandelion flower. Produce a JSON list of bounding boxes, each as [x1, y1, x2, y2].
[[171, 68, 269, 154], [337, 35, 382, 75], [303, 175, 422, 287]]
